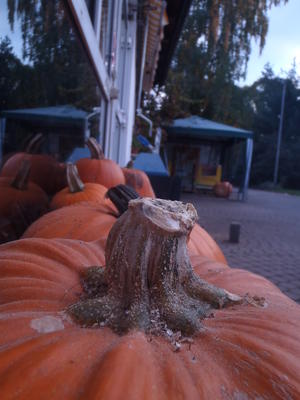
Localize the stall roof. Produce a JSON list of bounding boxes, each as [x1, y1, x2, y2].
[[164, 116, 253, 140], [1, 106, 89, 128], [133, 152, 169, 176]]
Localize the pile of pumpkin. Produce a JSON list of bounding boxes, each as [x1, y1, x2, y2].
[[0, 137, 299, 399]]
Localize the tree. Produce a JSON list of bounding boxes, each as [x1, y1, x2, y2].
[[0, 36, 39, 109], [250, 64, 300, 188], [161, 0, 288, 122]]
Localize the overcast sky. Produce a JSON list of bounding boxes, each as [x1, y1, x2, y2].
[[0, 2, 23, 57], [240, 0, 300, 85], [1, 0, 299, 87]]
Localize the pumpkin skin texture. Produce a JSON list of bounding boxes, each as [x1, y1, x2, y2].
[[22, 203, 116, 244], [0, 160, 49, 243], [50, 182, 110, 209], [0, 227, 299, 399], [76, 138, 125, 189], [188, 222, 227, 264], [50, 163, 115, 210], [122, 167, 155, 198]]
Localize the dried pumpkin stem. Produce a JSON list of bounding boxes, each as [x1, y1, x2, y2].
[[66, 163, 85, 193], [106, 184, 139, 215], [11, 159, 31, 190], [69, 198, 242, 335], [25, 133, 43, 153], [86, 137, 104, 160]]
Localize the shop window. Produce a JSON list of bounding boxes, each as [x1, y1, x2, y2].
[[0, 0, 102, 161], [0, 0, 104, 243]]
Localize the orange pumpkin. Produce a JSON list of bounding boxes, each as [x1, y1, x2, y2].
[[0, 198, 299, 399], [1, 134, 66, 195], [76, 138, 125, 189], [213, 181, 233, 198], [50, 163, 116, 211], [0, 159, 49, 243], [188, 222, 227, 264], [22, 202, 117, 246], [122, 167, 155, 197]]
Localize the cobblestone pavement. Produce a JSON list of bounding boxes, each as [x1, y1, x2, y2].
[[182, 189, 300, 304]]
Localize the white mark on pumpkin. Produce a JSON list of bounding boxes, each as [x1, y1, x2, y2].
[[30, 316, 64, 333]]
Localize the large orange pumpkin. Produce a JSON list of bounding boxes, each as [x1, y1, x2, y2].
[[0, 198, 299, 399], [0, 134, 66, 195], [122, 167, 155, 198], [50, 163, 116, 211], [22, 202, 117, 245], [188, 222, 227, 264], [76, 138, 125, 189], [0, 159, 49, 243]]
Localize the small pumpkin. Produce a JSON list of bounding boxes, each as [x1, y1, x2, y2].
[[50, 163, 116, 211], [0, 134, 66, 195], [122, 167, 155, 198], [0, 198, 299, 399], [0, 159, 49, 243], [76, 138, 125, 189], [213, 181, 233, 198]]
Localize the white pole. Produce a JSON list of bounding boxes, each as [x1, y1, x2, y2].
[[242, 138, 253, 201], [273, 80, 287, 186]]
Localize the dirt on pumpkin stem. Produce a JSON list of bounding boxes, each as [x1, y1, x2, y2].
[[68, 198, 259, 336]]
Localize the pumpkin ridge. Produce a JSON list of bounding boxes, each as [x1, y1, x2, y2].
[[0, 277, 69, 291], [0, 329, 119, 398], [0, 300, 68, 313], [0, 262, 79, 287]]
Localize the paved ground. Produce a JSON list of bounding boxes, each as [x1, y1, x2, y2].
[[182, 189, 300, 304]]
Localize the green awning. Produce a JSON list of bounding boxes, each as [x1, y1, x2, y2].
[[164, 115, 253, 140]]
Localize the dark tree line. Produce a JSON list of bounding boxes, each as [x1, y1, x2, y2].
[[249, 65, 300, 189], [144, 0, 300, 189]]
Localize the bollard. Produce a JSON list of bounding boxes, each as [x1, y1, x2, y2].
[[229, 222, 240, 243]]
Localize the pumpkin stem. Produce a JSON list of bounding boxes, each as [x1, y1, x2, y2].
[[25, 133, 44, 153], [69, 198, 244, 335], [86, 137, 105, 160], [66, 163, 85, 193], [11, 159, 31, 190], [106, 184, 139, 215]]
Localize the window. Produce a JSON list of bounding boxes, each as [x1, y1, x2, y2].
[[0, 0, 103, 161]]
